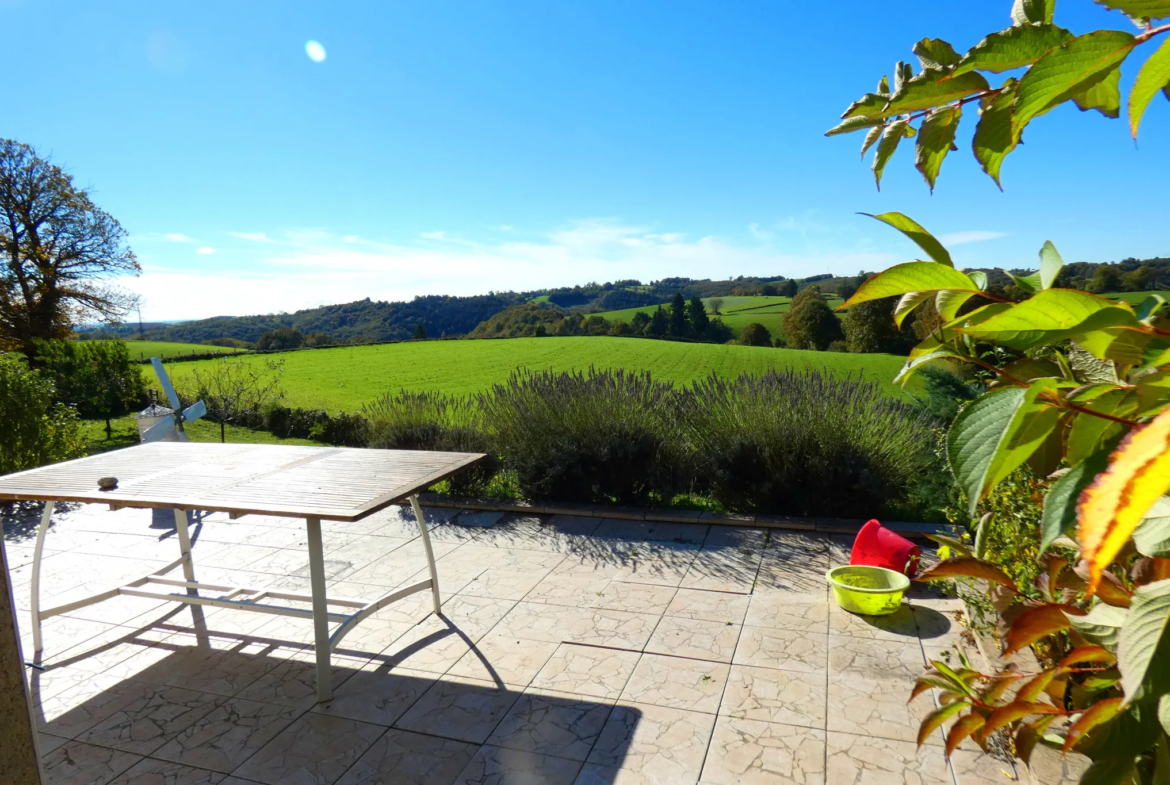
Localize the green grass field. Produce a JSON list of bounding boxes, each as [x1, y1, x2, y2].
[[81, 415, 323, 456], [81, 340, 247, 361], [161, 336, 912, 412], [599, 295, 845, 338], [1104, 290, 1165, 306]]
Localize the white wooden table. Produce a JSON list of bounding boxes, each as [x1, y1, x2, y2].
[[0, 442, 484, 701]]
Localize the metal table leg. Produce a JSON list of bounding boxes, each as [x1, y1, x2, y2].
[[409, 494, 442, 615], [305, 516, 332, 702], [30, 502, 55, 653]]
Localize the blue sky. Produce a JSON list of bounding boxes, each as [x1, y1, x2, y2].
[[3, 0, 1167, 320]]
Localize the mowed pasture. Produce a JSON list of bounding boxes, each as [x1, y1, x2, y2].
[[162, 336, 913, 412], [599, 295, 845, 338], [82, 339, 247, 360]]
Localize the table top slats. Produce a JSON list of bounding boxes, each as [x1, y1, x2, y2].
[[0, 442, 484, 522]]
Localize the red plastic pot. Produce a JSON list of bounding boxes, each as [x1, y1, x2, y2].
[[849, 519, 921, 578]]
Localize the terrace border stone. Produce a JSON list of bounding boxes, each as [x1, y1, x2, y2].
[[416, 493, 943, 539]]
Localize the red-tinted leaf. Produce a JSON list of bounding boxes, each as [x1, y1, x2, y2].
[[1058, 645, 1116, 671], [1073, 561, 1133, 607], [981, 675, 1020, 705], [911, 674, 965, 702], [1016, 715, 1057, 767], [919, 700, 971, 748], [946, 712, 986, 758], [979, 701, 1062, 744], [1062, 697, 1124, 753], [916, 557, 1019, 591], [930, 660, 978, 697], [1005, 604, 1087, 654], [1017, 669, 1060, 704]]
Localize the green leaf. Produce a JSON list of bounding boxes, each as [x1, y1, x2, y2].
[[1160, 694, 1170, 735], [1134, 497, 1170, 558], [826, 116, 886, 137], [915, 105, 962, 192], [1069, 603, 1129, 651], [1079, 756, 1139, 785], [862, 213, 955, 267], [1094, 0, 1170, 20], [953, 23, 1074, 77], [1071, 65, 1123, 118], [914, 38, 962, 70], [1041, 449, 1111, 553], [959, 290, 1134, 350], [1013, 31, 1138, 144], [919, 701, 972, 747], [936, 290, 977, 323], [975, 513, 992, 559], [1013, 0, 1055, 24], [947, 380, 1062, 516], [842, 93, 890, 120], [1008, 270, 1043, 295], [968, 270, 989, 290], [860, 126, 883, 159], [894, 291, 934, 329], [1119, 579, 1170, 704], [884, 69, 991, 116], [1039, 241, 1063, 290], [1136, 294, 1167, 322], [843, 262, 976, 310], [894, 60, 909, 93], [872, 120, 908, 191], [1066, 388, 1137, 466], [1130, 36, 1170, 139], [973, 80, 1019, 188], [1155, 730, 1170, 785]]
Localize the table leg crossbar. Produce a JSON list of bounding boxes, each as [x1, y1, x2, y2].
[[29, 494, 443, 703]]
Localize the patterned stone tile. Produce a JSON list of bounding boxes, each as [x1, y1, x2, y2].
[[828, 603, 920, 641], [564, 608, 660, 650], [702, 526, 768, 550], [766, 532, 829, 556], [492, 602, 585, 643], [454, 744, 584, 785], [721, 664, 827, 729], [41, 740, 142, 785], [394, 675, 521, 744], [679, 549, 763, 594], [37, 673, 155, 740], [335, 728, 478, 785], [525, 571, 614, 607], [950, 750, 1020, 783], [235, 651, 366, 710], [753, 556, 830, 597], [701, 716, 826, 785], [664, 588, 750, 624], [828, 635, 926, 680], [39, 732, 71, 754], [487, 688, 614, 761], [620, 653, 730, 713], [375, 615, 484, 675], [233, 713, 386, 785], [587, 580, 677, 614], [733, 626, 828, 674], [437, 594, 518, 638], [744, 595, 829, 632], [610, 545, 700, 588], [447, 634, 561, 686], [462, 567, 554, 601], [109, 758, 230, 784], [127, 640, 281, 698], [78, 682, 223, 755], [311, 662, 437, 726], [825, 732, 952, 784], [828, 672, 939, 745], [531, 643, 641, 699], [581, 702, 716, 785], [646, 616, 741, 662], [151, 697, 301, 773], [592, 519, 709, 545]]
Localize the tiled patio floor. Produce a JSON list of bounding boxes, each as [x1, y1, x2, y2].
[[2, 501, 1018, 784]]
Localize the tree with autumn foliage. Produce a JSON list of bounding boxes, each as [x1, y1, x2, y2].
[[830, 0, 1170, 780]]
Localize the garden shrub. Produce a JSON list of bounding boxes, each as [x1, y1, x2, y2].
[[32, 339, 147, 427], [479, 368, 686, 504], [684, 369, 942, 517], [362, 390, 496, 495], [0, 353, 84, 474]]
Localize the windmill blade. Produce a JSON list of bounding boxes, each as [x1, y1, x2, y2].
[[151, 358, 181, 410], [142, 416, 177, 442], [183, 400, 207, 423]]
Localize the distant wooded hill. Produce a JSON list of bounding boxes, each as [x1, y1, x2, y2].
[[81, 258, 1167, 347]]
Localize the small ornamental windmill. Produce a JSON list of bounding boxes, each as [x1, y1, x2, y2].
[[139, 358, 208, 442]]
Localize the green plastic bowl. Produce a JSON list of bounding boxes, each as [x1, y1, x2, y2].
[[826, 565, 910, 616]]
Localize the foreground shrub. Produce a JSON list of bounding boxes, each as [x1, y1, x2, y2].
[[182, 357, 285, 440], [684, 369, 941, 517], [480, 368, 686, 504], [362, 391, 495, 495], [0, 353, 84, 474], [32, 339, 146, 432]]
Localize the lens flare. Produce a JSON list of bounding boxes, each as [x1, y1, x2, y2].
[[305, 40, 326, 62]]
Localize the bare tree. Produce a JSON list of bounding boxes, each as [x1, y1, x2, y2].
[[182, 357, 286, 442], [708, 297, 724, 315], [1, 139, 140, 353]]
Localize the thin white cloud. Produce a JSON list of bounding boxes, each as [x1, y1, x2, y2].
[[748, 222, 775, 241], [164, 233, 194, 243], [230, 231, 275, 243], [938, 230, 1008, 246], [195, 247, 216, 255], [419, 231, 447, 240], [123, 218, 901, 320], [498, 225, 514, 232]]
